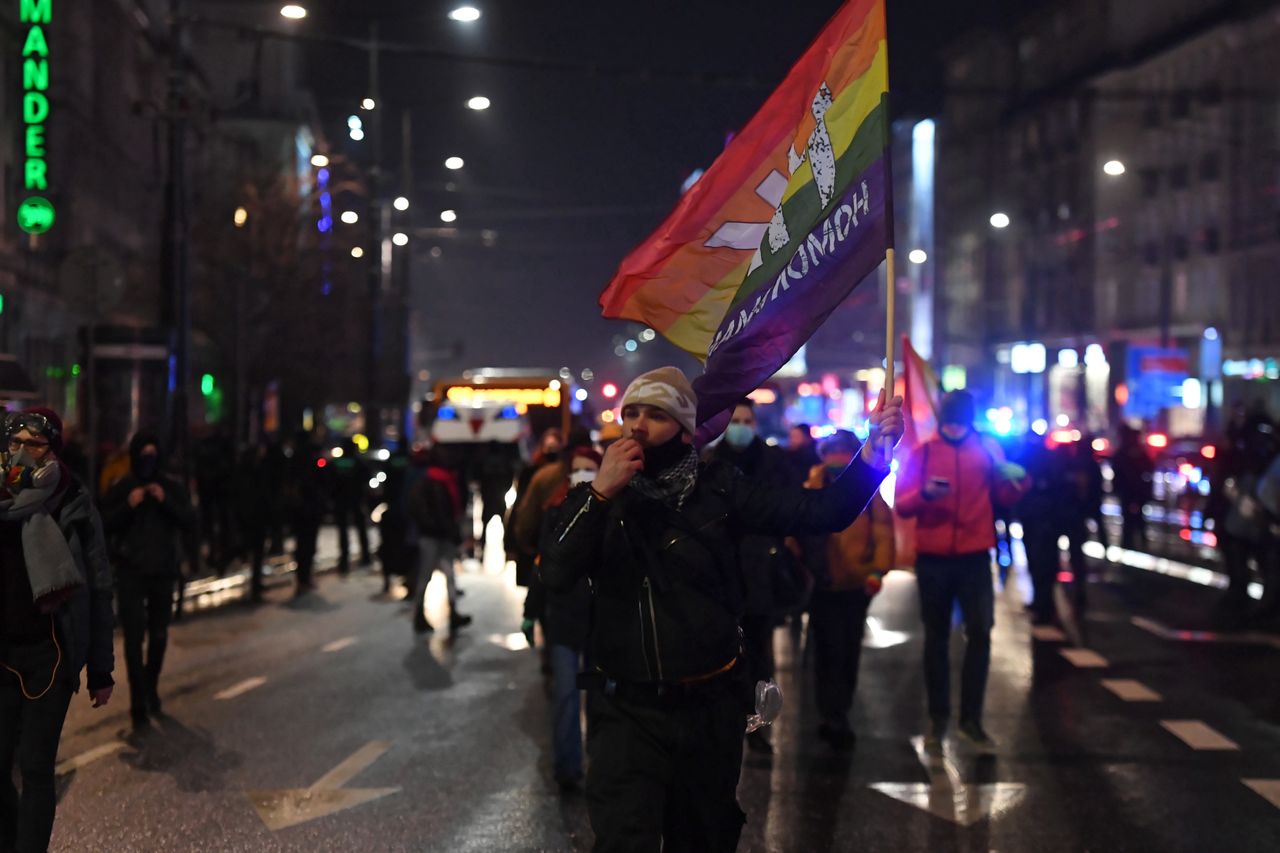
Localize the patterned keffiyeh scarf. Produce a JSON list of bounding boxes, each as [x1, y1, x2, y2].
[[628, 447, 700, 509]]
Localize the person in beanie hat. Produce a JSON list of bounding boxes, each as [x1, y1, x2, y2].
[[542, 367, 903, 852], [1, 407, 115, 852]]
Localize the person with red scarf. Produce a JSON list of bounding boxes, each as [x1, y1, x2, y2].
[[408, 447, 472, 634]]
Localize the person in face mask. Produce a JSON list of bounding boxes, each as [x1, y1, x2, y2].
[[895, 390, 1028, 754], [534, 447, 602, 792], [101, 433, 196, 730], [541, 367, 903, 851], [706, 399, 799, 754]]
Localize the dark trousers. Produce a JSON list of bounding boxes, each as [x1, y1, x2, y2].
[[1022, 527, 1060, 622], [293, 518, 320, 589], [586, 681, 749, 853], [809, 590, 870, 730], [916, 552, 994, 725], [740, 612, 776, 686], [241, 520, 267, 600], [1064, 518, 1089, 609], [334, 501, 371, 573], [0, 639, 75, 853], [118, 574, 177, 715], [1120, 510, 1146, 551]]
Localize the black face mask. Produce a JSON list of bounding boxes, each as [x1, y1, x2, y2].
[[135, 455, 159, 481], [643, 433, 689, 476]]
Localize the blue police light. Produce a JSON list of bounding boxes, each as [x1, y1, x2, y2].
[[499, 406, 519, 419], [437, 406, 458, 420]]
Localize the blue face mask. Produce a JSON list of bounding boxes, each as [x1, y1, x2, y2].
[[724, 423, 755, 450]]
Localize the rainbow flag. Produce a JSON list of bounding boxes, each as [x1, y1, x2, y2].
[[599, 0, 891, 429]]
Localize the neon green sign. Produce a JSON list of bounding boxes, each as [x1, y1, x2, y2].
[[17, 0, 54, 234]]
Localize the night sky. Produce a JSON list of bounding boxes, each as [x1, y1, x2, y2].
[[288, 0, 1029, 384]]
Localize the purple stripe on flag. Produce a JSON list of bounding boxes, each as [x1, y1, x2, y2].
[[694, 155, 888, 432]]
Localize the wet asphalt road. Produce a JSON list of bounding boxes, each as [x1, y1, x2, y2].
[[44, 534, 1280, 852]]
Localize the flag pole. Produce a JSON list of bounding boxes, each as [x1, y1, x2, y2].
[[882, 247, 896, 463]]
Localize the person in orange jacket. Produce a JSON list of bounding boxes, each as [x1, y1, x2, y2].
[[896, 390, 1027, 752], [798, 430, 894, 750]]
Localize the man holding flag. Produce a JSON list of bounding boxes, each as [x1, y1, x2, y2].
[[541, 369, 902, 851], [568, 0, 900, 843]]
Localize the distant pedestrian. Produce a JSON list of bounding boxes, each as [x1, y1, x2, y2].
[[0, 407, 115, 853], [798, 430, 894, 751], [331, 437, 373, 576], [1018, 439, 1066, 625], [101, 432, 195, 730], [1111, 425, 1154, 551], [477, 440, 516, 549], [896, 390, 1027, 752], [1061, 436, 1104, 609], [785, 422, 821, 484], [707, 399, 802, 755], [536, 447, 602, 792], [282, 432, 326, 597], [407, 447, 471, 633]]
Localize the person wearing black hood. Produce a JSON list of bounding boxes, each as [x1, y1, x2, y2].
[[706, 398, 800, 755], [542, 367, 903, 852], [102, 432, 195, 729]]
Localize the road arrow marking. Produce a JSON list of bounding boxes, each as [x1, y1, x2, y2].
[[870, 782, 1028, 827], [1243, 779, 1280, 811], [870, 736, 1027, 826], [215, 676, 267, 700], [322, 636, 358, 653], [249, 740, 400, 831], [56, 740, 126, 775]]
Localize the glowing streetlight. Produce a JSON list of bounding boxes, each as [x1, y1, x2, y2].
[[393, 196, 410, 211], [989, 212, 1010, 229], [351, 246, 364, 258], [440, 209, 457, 223], [639, 328, 656, 342], [466, 96, 491, 111], [392, 232, 409, 247], [310, 153, 329, 168], [349, 128, 365, 141], [280, 5, 307, 20], [361, 98, 376, 110], [908, 249, 927, 264], [1103, 159, 1126, 176], [233, 207, 248, 228], [445, 156, 465, 170], [340, 211, 359, 224], [449, 6, 481, 22]]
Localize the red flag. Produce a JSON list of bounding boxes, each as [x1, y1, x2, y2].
[[893, 336, 939, 567]]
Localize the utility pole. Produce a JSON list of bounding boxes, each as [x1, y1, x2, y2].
[[364, 21, 384, 444], [163, 0, 192, 473]]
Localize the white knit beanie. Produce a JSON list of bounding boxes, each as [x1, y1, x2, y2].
[[620, 367, 698, 436]]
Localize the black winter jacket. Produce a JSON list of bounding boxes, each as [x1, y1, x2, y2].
[[102, 473, 196, 578], [541, 452, 886, 684], [55, 480, 115, 691]]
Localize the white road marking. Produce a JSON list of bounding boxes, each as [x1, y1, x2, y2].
[[874, 737, 1026, 826], [214, 676, 267, 700], [1132, 615, 1280, 650], [1101, 679, 1162, 702], [1160, 720, 1239, 751], [55, 740, 126, 776], [1059, 648, 1109, 668], [322, 636, 358, 653], [1243, 779, 1280, 811], [1030, 625, 1067, 642], [249, 740, 401, 831]]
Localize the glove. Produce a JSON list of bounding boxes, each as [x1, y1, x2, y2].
[[520, 618, 536, 646], [996, 461, 1028, 482]]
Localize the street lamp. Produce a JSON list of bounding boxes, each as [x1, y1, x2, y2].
[[392, 232, 409, 247], [466, 96, 491, 111], [445, 156, 465, 170], [1103, 159, 1126, 176], [349, 128, 365, 141], [310, 153, 329, 168], [449, 6, 482, 22], [907, 248, 927, 264], [989, 212, 1010, 229], [351, 246, 364, 258], [280, 5, 307, 19], [393, 196, 410, 211], [341, 211, 359, 224], [361, 98, 376, 110], [440, 209, 457, 223], [233, 207, 248, 228]]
